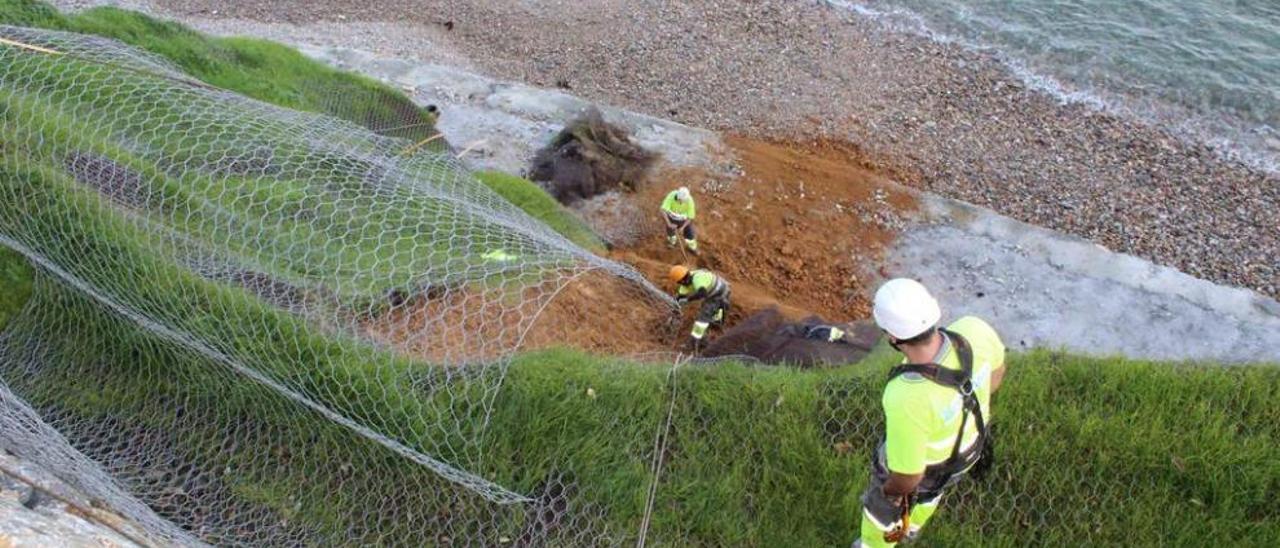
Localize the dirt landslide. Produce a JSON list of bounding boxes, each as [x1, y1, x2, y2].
[[362, 271, 676, 363], [617, 136, 917, 321], [364, 136, 915, 362]]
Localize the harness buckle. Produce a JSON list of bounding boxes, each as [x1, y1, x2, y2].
[[959, 380, 975, 396]]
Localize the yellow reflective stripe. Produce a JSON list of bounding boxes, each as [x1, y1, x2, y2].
[[862, 508, 896, 531], [691, 321, 710, 339]]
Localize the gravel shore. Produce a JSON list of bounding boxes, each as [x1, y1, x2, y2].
[[53, 0, 1280, 299]]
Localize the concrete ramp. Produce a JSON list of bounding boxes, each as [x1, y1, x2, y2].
[[885, 195, 1280, 363]]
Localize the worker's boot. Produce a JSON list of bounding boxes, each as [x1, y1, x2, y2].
[[685, 238, 699, 255], [667, 234, 678, 248]]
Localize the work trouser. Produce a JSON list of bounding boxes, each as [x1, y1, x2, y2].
[[664, 213, 695, 244], [857, 443, 973, 547], [689, 291, 730, 340]]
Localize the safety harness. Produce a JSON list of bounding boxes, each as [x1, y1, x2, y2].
[[886, 329, 987, 472], [881, 329, 990, 543]]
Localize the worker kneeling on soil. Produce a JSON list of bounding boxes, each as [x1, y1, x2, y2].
[[854, 278, 1006, 548], [661, 186, 698, 254], [668, 265, 730, 350]]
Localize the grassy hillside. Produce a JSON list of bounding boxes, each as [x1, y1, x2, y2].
[[0, 0, 605, 315], [0, 247, 32, 331], [0, 1, 1276, 546], [0, 0, 437, 143], [476, 171, 606, 252], [13, 291, 1280, 545], [497, 349, 1280, 546]]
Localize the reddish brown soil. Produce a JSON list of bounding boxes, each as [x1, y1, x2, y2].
[[361, 271, 675, 363], [620, 136, 917, 321], [366, 136, 917, 360], [518, 271, 678, 354]]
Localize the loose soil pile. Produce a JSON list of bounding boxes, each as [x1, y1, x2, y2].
[[362, 271, 676, 363], [364, 135, 917, 363], [617, 136, 917, 321], [529, 108, 657, 204]]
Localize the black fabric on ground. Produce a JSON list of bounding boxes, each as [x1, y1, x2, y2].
[[701, 307, 880, 367]]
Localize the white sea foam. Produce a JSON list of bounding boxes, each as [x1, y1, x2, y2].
[[820, 0, 1279, 173]]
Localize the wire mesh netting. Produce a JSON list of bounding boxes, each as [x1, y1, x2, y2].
[[1, 23, 1277, 548], [0, 25, 670, 545]]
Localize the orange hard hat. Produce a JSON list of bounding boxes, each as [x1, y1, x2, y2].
[[668, 265, 690, 284]]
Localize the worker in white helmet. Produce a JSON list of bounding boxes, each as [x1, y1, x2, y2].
[[853, 278, 1006, 547], [660, 186, 698, 254]]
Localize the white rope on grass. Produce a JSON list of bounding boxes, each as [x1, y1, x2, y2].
[[635, 353, 686, 548]]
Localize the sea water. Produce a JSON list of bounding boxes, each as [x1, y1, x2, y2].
[[826, 0, 1280, 172]]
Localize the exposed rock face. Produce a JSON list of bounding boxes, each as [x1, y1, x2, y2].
[[0, 452, 142, 547]]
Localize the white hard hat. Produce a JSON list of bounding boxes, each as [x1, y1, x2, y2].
[[873, 278, 941, 340], [676, 187, 691, 201]]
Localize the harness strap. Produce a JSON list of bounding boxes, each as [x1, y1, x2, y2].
[[887, 329, 986, 466]]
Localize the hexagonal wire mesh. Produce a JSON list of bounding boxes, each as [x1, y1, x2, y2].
[[0, 25, 673, 545]]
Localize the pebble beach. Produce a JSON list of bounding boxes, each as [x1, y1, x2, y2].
[[55, 0, 1280, 299]]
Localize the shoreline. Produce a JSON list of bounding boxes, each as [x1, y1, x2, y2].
[[822, 0, 1280, 176], [51, 0, 1280, 300]]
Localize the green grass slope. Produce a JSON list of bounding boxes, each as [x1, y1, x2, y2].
[[0, 247, 32, 331], [0, 0, 438, 143], [476, 171, 605, 252], [497, 349, 1280, 546], [16, 292, 1279, 545], [0, 0, 605, 314]]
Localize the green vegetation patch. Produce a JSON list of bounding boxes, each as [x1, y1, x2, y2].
[[0, 0, 452, 318], [11, 283, 1280, 545], [0, 0, 438, 145], [476, 171, 605, 252], [0, 246, 32, 331], [488, 349, 1280, 546]]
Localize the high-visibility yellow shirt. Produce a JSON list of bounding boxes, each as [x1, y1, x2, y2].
[[661, 190, 696, 220], [881, 316, 1005, 475], [676, 270, 726, 300]]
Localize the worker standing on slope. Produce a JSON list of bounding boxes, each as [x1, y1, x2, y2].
[[853, 278, 1006, 547], [660, 186, 698, 255], [668, 265, 730, 351]]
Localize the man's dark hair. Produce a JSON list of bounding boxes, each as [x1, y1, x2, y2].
[[895, 325, 937, 346]]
